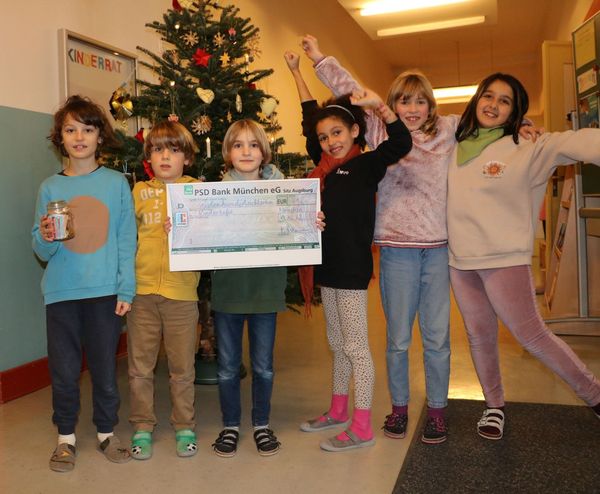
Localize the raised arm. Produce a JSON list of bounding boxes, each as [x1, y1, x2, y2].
[[352, 88, 412, 168], [303, 35, 387, 149], [284, 50, 322, 164], [350, 88, 397, 125], [302, 35, 360, 97], [284, 51, 313, 103]]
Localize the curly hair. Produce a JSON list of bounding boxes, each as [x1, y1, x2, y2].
[[48, 95, 120, 158], [311, 94, 367, 149]]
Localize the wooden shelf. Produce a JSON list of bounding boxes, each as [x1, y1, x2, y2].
[[545, 166, 575, 313]]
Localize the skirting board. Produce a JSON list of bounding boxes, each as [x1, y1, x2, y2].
[[0, 332, 128, 404]]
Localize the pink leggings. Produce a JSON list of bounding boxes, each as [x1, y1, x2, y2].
[[450, 265, 600, 408]]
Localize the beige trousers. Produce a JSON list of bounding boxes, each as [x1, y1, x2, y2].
[[127, 294, 198, 431]]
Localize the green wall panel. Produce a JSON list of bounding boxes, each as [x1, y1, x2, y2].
[[0, 105, 61, 371]]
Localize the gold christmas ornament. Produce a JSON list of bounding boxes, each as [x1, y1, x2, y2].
[[109, 87, 134, 120], [191, 115, 212, 134], [196, 87, 215, 104], [213, 32, 225, 47], [183, 31, 199, 47], [219, 53, 230, 66], [235, 93, 242, 113], [260, 97, 277, 117], [247, 33, 262, 59]]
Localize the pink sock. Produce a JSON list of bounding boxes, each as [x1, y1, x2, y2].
[[328, 394, 349, 421], [344, 408, 372, 440], [393, 405, 408, 416]]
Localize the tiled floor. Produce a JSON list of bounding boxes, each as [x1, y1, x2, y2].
[[2, 262, 599, 494]]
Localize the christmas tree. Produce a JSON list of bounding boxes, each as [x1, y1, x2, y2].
[[105, 0, 283, 182], [103, 0, 319, 314]]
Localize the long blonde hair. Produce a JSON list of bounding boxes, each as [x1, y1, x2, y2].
[[387, 69, 438, 137]]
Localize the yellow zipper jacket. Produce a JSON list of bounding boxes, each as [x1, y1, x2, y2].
[[133, 176, 200, 300]]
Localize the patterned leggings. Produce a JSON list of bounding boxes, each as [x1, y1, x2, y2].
[[321, 287, 374, 409], [450, 265, 600, 407]]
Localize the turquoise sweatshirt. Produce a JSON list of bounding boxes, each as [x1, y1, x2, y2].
[[32, 167, 136, 305]]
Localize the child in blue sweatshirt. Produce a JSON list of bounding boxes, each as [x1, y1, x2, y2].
[[32, 95, 136, 472]]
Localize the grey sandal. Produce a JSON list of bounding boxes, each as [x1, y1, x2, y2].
[[49, 443, 76, 472], [300, 413, 350, 432], [319, 430, 375, 452], [98, 435, 131, 463]]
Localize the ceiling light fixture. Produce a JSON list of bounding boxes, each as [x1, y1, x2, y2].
[[377, 15, 485, 36], [360, 0, 469, 17], [433, 84, 478, 104]]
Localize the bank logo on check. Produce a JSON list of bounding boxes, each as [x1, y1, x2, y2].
[[174, 211, 189, 227], [184, 185, 194, 195]]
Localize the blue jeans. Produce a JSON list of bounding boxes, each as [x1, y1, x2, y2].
[[214, 312, 277, 427], [379, 246, 450, 408], [46, 295, 123, 434]]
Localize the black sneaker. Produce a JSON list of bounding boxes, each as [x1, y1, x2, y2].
[[253, 428, 281, 456], [212, 429, 239, 457], [382, 413, 408, 439], [421, 416, 448, 444]]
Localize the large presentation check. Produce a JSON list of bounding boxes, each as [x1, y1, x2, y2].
[[166, 178, 322, 270]]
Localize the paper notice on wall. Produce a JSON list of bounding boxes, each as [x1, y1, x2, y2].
[[577, 67, 597, 94], [574, 20, 596, 69]]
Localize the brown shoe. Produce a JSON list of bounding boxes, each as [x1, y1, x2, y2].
[[98, 435, 131, 463], [49, 443, 76, 472]]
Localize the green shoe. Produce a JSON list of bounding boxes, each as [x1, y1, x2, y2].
[[176, 429, 197, 458], [131, 431, 152, 460]]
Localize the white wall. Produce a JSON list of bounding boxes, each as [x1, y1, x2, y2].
[[544, 0, 594, 41], [0, 0, 392, 152]]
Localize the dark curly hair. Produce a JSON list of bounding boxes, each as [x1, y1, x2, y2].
[[311, 94, 367, 149], [48, 95, 120, 158]]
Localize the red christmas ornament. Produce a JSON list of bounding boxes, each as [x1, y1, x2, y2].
[[228, 27, 236, 37], [192, 48, 212, 67], [247, 83, 256, 90], [172, 0, 182, 11], [143, 159, 155, 178], [134, 128, 145, 143]]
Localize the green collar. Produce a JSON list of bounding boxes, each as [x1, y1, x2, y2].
[[457, 127, 504, 166]]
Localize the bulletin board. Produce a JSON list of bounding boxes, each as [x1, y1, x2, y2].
[[573, 16, 600, 193], [57, 29, 138, 135]]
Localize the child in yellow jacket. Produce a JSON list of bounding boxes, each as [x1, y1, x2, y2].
[[127, 120, 200, 459]]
